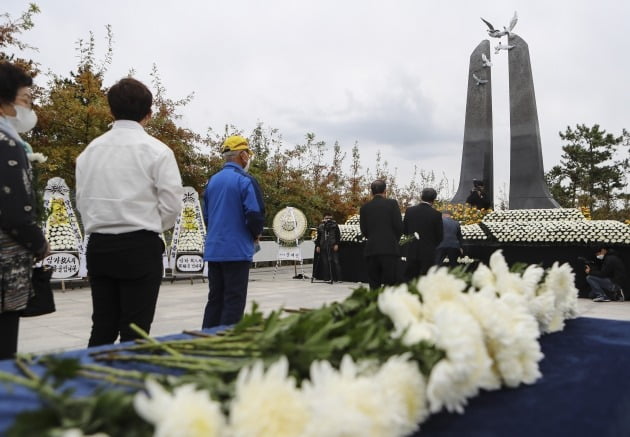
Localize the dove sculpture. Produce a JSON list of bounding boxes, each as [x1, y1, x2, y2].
[[481, 53, 492, 68], [472, 73, 488, 86], [494, 43, 515, 54]]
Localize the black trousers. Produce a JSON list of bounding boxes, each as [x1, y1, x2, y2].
[[86, 231, 164, 347], [319, 247, 342, 281], [366, 255, 399, 290], [202, 261, 250, 329], [0, 311, 20, 360], [404, 256, 436, 282]]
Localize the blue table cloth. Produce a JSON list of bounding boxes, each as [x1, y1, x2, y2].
[[1, 318, 629, 436]]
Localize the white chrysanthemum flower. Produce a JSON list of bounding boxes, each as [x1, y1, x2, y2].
[[27, 152, 48, 163], [302, 356, 385, 436], [488, 250, 509, 276], [134, 379, 225, 437], [529, 288, 557, 333], [520, 264, 545, 299], [230, 356, 310, 437], [417, 267, 467, 315], [425, 301, 498, 414], [466, 293, 543, 387], [373, 354, 429, 434], [471, 263, 497, 295], [378, 284, 435, 344], [543, 262, 579, 321]]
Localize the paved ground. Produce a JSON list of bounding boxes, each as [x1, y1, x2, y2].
[[18, 265, 630, 355]]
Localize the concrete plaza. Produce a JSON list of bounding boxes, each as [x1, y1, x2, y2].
[[18, 265, 630, 355]]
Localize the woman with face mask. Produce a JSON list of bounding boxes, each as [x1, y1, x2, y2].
[[0, 61, 49, 359]]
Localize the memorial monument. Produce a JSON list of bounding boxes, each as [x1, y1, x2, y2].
[[451, 40, 494, 206], [453, 12, 559, 209]]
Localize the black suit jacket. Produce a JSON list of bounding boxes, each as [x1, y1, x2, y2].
[[403, 203, 443, 261], [359, 195, 403, 257]]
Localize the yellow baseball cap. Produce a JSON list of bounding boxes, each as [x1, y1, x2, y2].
[[221, 135, 250, 153]]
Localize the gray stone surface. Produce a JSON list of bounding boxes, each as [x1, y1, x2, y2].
[[17, 265, 630, 356], [508, 34, 559, 209], [452, 40, 494, 207]]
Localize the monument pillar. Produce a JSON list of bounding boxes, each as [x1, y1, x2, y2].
[[452, 40, 493, 207], [508, 34, 559, 209]]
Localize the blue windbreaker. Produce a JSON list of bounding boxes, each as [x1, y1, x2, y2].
[[203, 163, 265, 261]]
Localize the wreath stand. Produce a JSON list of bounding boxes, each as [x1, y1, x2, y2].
[[271, 206, 308, 280]]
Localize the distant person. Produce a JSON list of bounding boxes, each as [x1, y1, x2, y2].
[[76, 77, 184, 347], [585, 247, 627, 302], [0, 61, 49, 359], [403, 188, 443, 281], [466, 179, 491, 210], [315, 212, 342, 282], [435, 210, 463, 267], [359, 179, 403, 289], [202, 135, 265, 328]]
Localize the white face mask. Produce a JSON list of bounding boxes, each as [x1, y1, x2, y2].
[[242, 152, 252, 172], [8, 104, 38, 133], [596, 254, 605, 260]]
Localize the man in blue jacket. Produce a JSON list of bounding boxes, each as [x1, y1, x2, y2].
[[202, 136, 265, 328]]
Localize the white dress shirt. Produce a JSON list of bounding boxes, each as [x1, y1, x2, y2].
[[76, 120, 184, 234]]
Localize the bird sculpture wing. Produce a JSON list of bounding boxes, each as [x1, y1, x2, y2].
[[482, 53, 492, 66], [480, 17, 495, 30], [508, 11, 518, 31], [472, 73, 487, 84]]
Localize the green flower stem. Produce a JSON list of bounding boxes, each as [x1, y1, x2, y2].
[[15, 357, 39, 382], [77, 370, 146, 390], [0, 370, 58, 399], [94, 353, 244, 373], [81, 364, 148, 382], [129, 323, 182, 357]]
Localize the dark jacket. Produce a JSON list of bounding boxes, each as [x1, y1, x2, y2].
[[359, 195, 403, 257], [0, 126, 46, 254], [466, 189, 491, 210], [403, 203, 443, 261], [315, 220, 341, 249], [437, 216, 463, 249], [590, 250, 628, 288]]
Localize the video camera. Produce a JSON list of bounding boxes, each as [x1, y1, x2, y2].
[[577, 256, 596, 267]]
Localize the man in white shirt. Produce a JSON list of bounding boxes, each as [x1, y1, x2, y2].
[[76, 77, 183, 346]]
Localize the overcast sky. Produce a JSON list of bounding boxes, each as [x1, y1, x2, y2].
[[5, 0, 629, 201]]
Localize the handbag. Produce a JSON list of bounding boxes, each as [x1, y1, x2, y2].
[[22, 266, 56, 317]]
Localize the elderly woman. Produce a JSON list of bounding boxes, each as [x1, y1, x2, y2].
[[0, 61, 48, 359]]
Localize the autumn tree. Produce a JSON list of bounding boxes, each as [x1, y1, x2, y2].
[[0, 3, 40, 73]]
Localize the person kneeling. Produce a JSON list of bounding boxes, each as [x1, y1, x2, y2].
[[585, 247, 627, 302]]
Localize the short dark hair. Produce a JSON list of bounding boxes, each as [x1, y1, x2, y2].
[[0, 62, 33, 105], [107, 77, 153, 122], [421, 188, 437, 202], [371, 179, 386, 195]]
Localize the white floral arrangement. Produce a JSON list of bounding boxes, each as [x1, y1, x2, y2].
[[339, 224, 364, 242], [177, 229, 205, 252], [456, 255, 476, 264], [482, 219, 630, 244], [461, 223, 488, 240], [344, 214, 360, 226], [45, 197, 79, 251], [483, 208, 585, 222], [0, 251, 579, 437], [175, 205, 205, 253]]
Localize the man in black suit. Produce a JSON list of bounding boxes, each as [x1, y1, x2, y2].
[[359, 180, 403, 290], [403, 188, 443, 281]]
